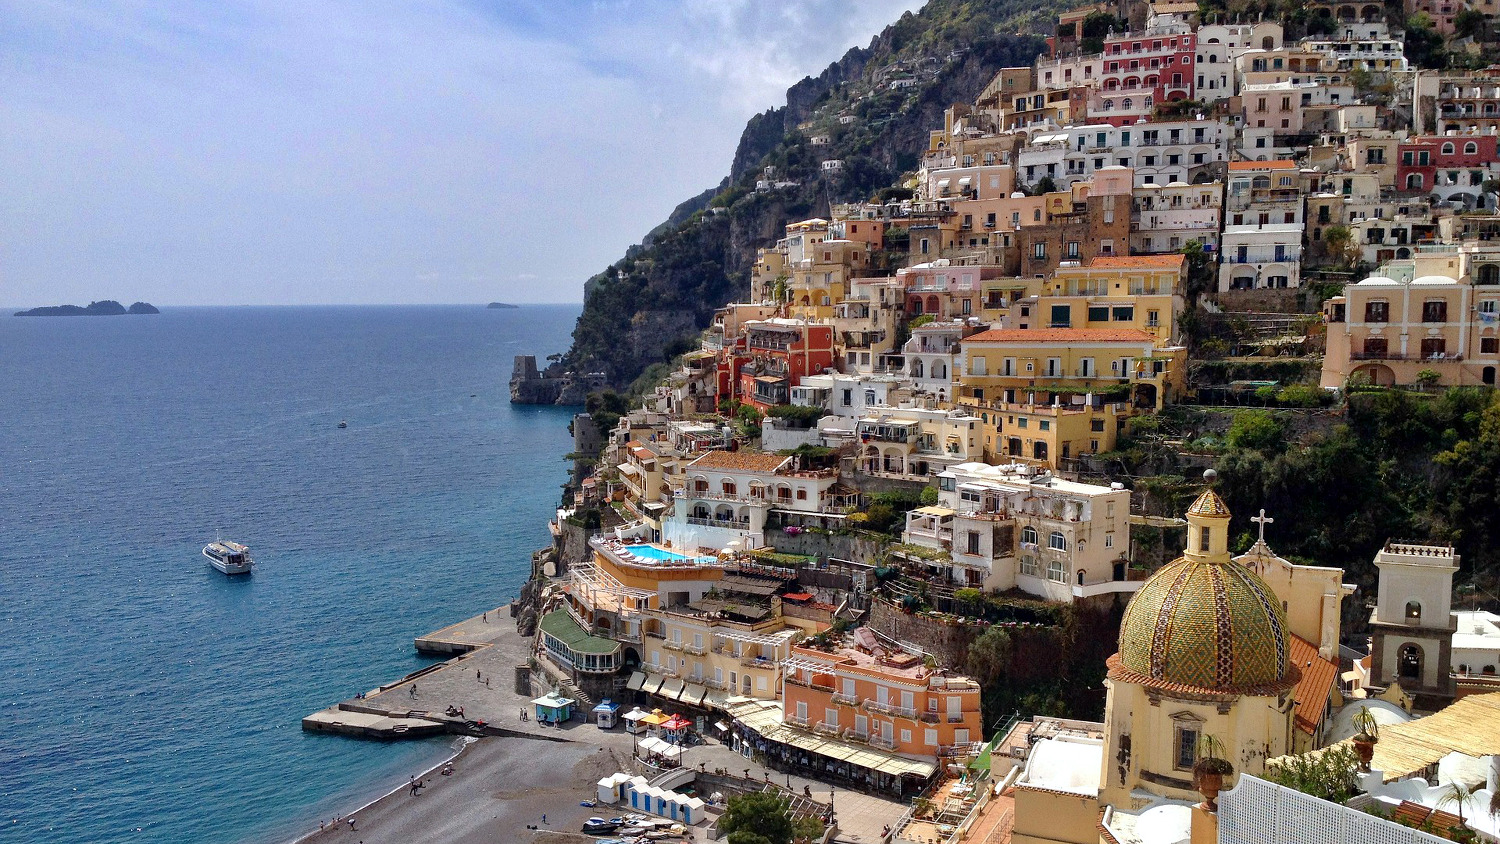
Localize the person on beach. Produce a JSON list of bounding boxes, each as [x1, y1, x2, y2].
[[348, 817, 357, 831], [482, 612, 487, 622], [410, 684, 417, 698]]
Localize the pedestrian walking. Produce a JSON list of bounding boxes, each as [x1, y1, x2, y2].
[[482, 612, 488, 622], [410, 684, 417, 698]]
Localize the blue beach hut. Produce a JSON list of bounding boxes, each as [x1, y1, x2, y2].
[[531, 691, 576, 724], [592, 699, 621, 729]]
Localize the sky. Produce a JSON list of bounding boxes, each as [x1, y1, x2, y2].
[[0, 0, 925, 306]]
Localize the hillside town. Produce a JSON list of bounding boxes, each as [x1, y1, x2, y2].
[[506, 2, 1500, 843]]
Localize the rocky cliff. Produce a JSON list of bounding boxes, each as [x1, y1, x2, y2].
[[553, 0, 1059, 396]]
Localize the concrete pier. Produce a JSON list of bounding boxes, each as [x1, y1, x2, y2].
[[304, 606, 579, 742]]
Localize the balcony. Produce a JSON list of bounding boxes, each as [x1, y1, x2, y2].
[[947, 714, 967, 724], [867, 733, 897, 750], [684, 643, 707, 656], [686, 516, 751, 528], [815, 721, 843, 737], [663, 640, 684, 651], [742, 655, 777, 670], [786, 712, 812, 729], [847, 729, 869, 742], [832, 692, 862, 706]]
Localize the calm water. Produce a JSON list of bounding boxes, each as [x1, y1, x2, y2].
[[0, 305, 580, 844]]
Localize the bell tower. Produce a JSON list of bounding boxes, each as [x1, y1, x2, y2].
[[1368, 539, 1457, 706]]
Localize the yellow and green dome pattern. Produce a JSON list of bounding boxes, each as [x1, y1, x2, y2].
[[1118, 555, 1291, 692]]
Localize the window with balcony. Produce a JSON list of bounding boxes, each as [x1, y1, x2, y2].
[[1421, 338, 1447, 358], [1363, 337, 1388, 358]]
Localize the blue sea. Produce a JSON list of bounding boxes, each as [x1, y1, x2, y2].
[[0, 305, 580, 844]]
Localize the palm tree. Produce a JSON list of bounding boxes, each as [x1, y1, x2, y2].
[[1435, 780, 1477, 825]]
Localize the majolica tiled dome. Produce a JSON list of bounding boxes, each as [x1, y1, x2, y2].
[[1116, 490, 1292, 692]]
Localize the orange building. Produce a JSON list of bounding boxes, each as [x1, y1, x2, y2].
[[781, 630, 983, 761]]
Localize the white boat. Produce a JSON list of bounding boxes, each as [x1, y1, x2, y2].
[[204, 541, 253, 575]]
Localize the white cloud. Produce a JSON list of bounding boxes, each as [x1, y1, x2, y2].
[[0, 0, 926, 305]]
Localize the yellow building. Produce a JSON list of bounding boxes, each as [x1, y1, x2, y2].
[[634, 601, 804, 708], [1100, 488, 1299, 809], [955, 328, 1187, 468], [1040, 255, 1188, 345]]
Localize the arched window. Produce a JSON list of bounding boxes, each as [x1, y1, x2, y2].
[[1465, 142, 1478, 154], [1405, 600, 1422, 622], [1048, 531, 1067, 550], [722, 480, 736, 496], [1407, 173, 1423, 190], [934, 362, 947, 380], [1398, 643, 1423, 681], [1102, 99, 1114, 111], [1047, 559, 1066, 582], [1442, 142, 1455, 155], [1122, 97, 1133, 109], [1021, 526, 1038, 546]]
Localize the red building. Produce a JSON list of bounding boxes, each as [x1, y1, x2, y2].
[[719, 319, 836, 410], [899, 262, 1007, 319], [1397, 135, 1499, 203], [1095, 30, 1197, 120]]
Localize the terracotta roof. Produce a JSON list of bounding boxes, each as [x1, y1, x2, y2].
[[687, 450, 790, 473], [1289, 634, 1339, 736], [962, 328, 1156, 344], [1086, 254, 1186, 269], [1228, 159, 1297, 170]]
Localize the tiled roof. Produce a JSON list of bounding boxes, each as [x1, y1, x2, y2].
[[1117, 527, 1295, 691], [962, 328, 1156, 344], [1185, 489, 1231, 518], [687, 450, 790, 473], [1289, 634, 1339, 736], [1228, 159, 1297, 170], [1086, 254, 1186, 269]]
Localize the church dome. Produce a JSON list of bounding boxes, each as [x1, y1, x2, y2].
[[1113, 488, 1295, 693]]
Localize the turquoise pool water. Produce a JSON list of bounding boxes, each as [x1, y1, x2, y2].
[[625, 545, 713, 564]]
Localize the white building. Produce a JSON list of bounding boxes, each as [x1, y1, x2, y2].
[[1020, 119, 1233, 190], [1219, 223, 1304, 291], [661, 450, 841, 552], [901, 462, 1135, 600], [1130, 180, 1224, 254]]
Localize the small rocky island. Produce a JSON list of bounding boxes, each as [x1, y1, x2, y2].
[[15, 300, 159, 316], [486, 302, 519, 309]]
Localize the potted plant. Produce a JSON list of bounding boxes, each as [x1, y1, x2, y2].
[[1351, 706, 1380, 771], [1192, 735, 1235, 811]]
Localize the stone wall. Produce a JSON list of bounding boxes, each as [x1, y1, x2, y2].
[[867, 598, 987, 670], [760, 526, 890, 566]]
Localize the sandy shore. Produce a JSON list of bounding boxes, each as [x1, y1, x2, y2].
[[294, 735, 640, 844]]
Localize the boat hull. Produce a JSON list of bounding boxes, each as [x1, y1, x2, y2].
[[204, 543, 253, 575]]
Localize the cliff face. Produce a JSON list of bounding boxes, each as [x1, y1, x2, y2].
[[558, 0, 1059, 394]]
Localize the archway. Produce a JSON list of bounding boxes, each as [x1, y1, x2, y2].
[[1398, 643, 1423, 681], [1351, 363, 1396, 386]]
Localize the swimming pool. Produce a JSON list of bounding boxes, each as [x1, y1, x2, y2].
[[624, 544, 714, 564]]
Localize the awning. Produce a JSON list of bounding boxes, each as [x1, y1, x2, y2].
[[626, 671, 647, 691], [680, 683, 707, 706], [640, 674, 665, 695], [913, 506, 956, 517], [714, 721, 730, 732], [658, 677, 685, 700]]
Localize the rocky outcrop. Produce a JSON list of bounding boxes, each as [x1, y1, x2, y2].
[[127, 302, 160, 314], [550, 1, 1052, 394], [509, 354, 605, 405]]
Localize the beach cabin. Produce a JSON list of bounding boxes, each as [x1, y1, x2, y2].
[[637, 708, 669, 737], [596, 772, 632, 805], [622, 775, 651, 811], [622, 706, 649, 735], [592, 699, 621, 729], [531, 691, 576, 724], [660, 714, 692, 744]]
